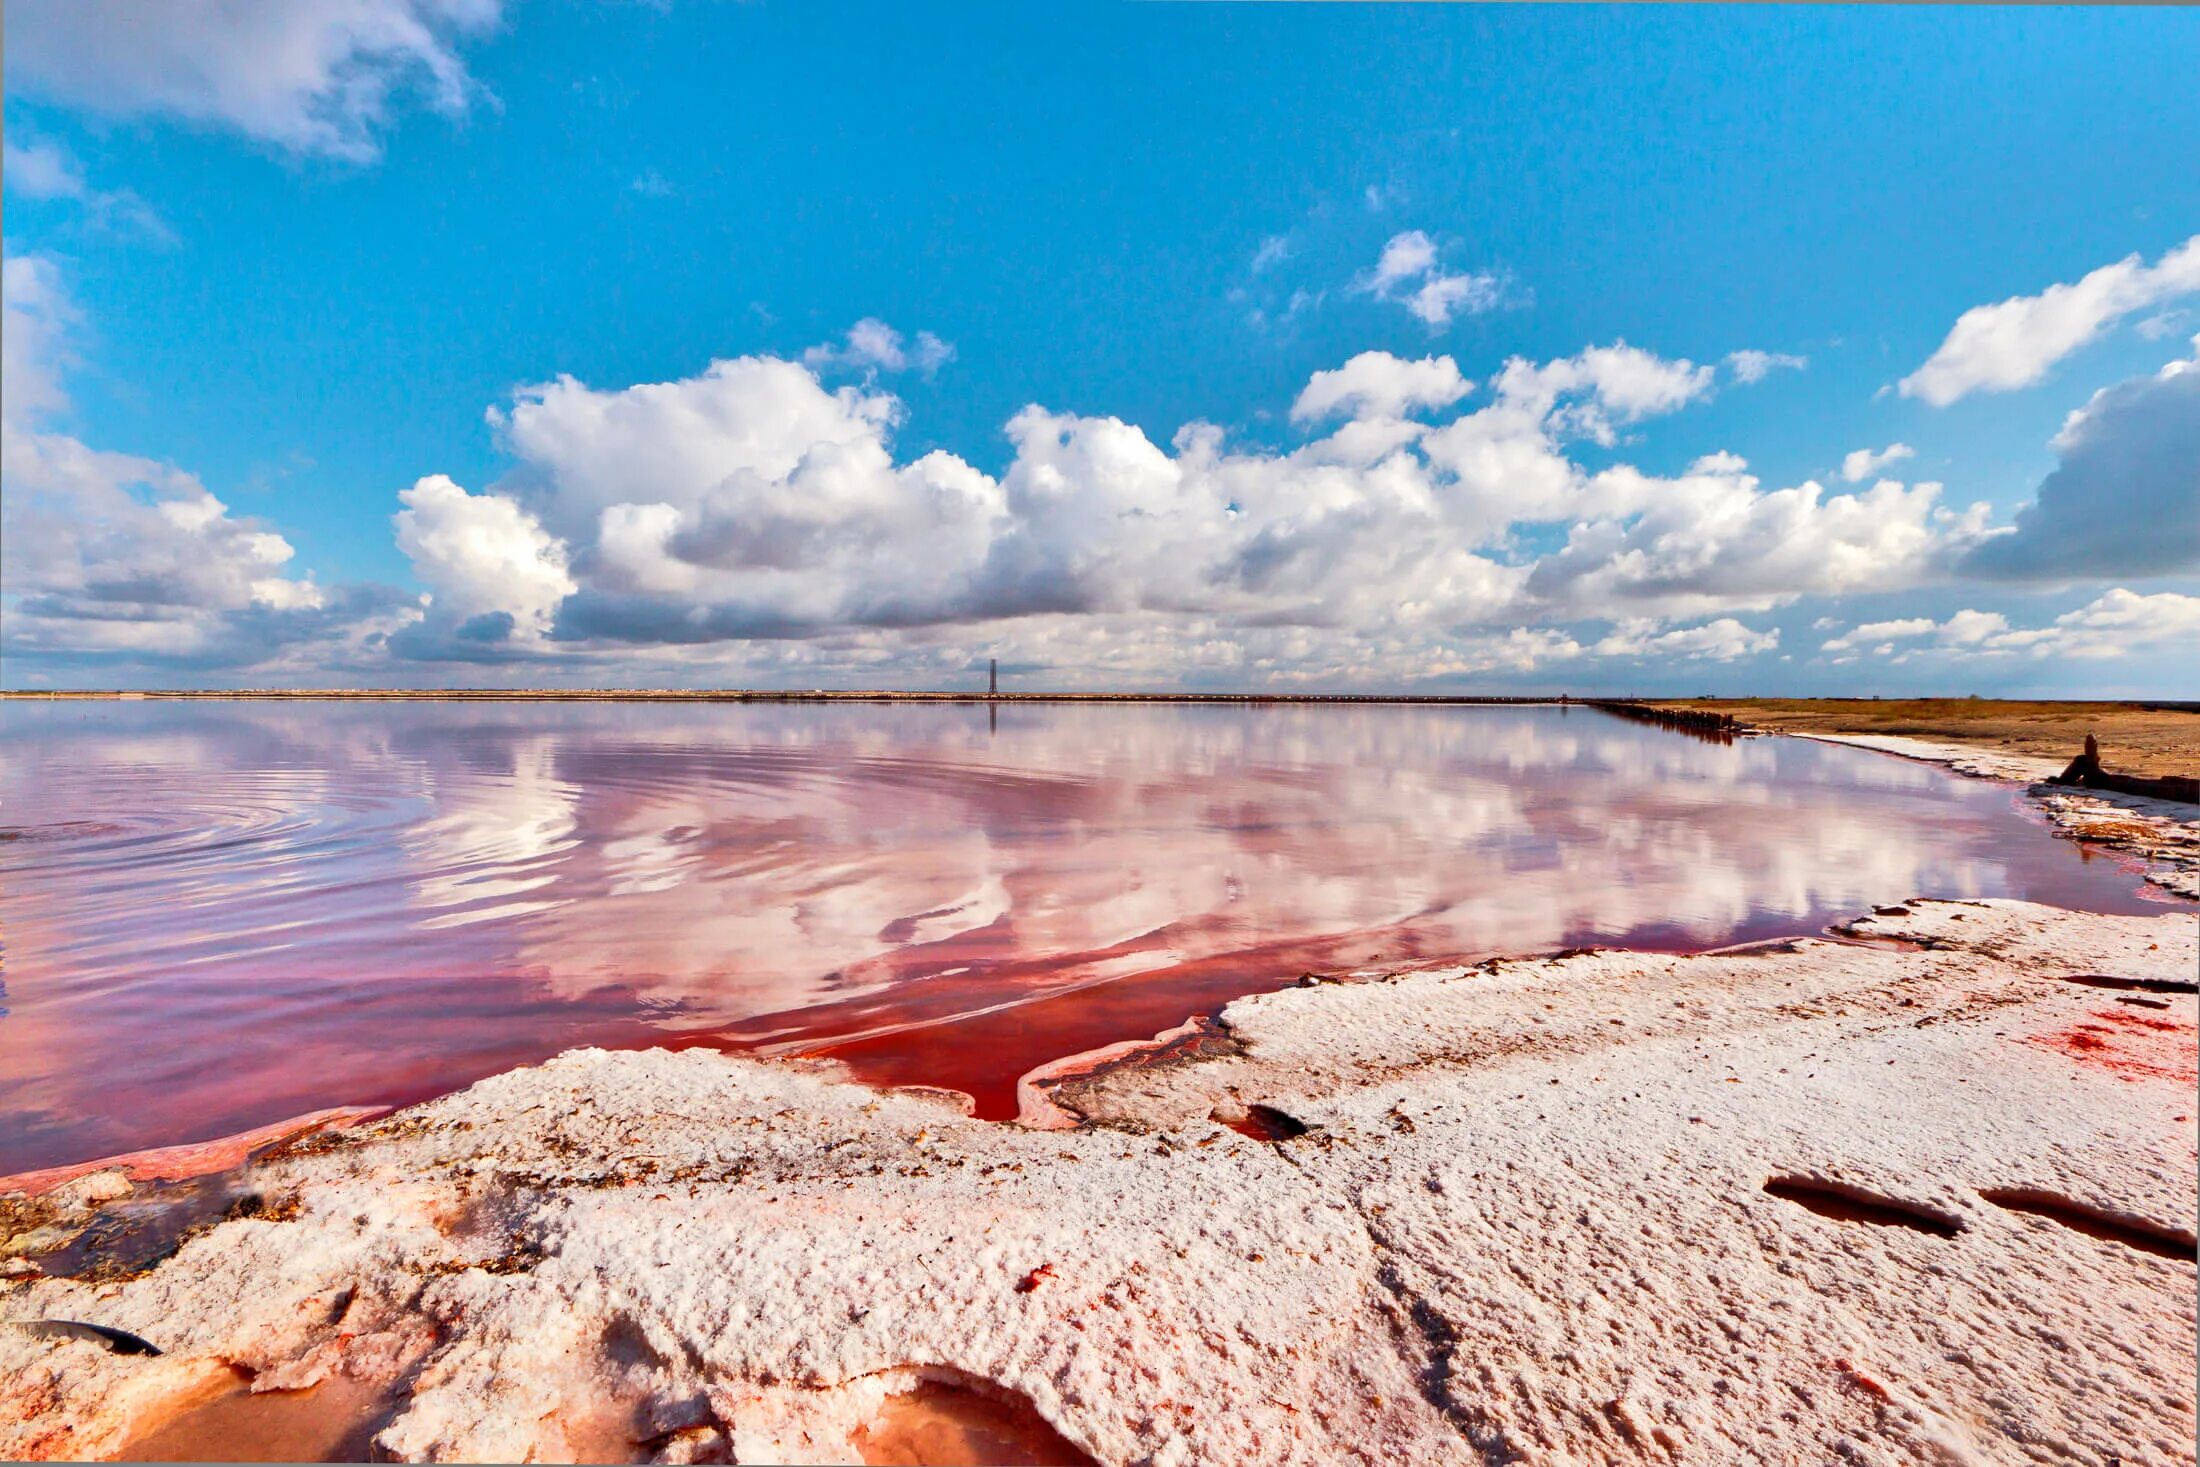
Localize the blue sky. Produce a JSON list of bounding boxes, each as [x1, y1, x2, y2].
[[4, 2, 2197, 692]]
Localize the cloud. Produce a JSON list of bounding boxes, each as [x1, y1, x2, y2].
[[1237, 284, 1325, 335], [2015, 588, 2200, 658], [3, 432, 324, 620], [0, 256, 76, 426], [393, 335, 1990, 679], [1523, 461, 1990, 622], [1358, 230, 1508, 329], [1249, 234, 1291, 274], [1900, 235, 2200, 405], [505, 342, 1687, 647], [5, 0, 505, 161], [1821, 591, 2200, 662], [0, 253, 413, 673], [1820, 616, 1937, 653], [2136, 308, 2192, 342], [1, 138, 82, 198], [2, 135, 173, 242], [1962, 338, 2200, 581], [1370, 230, 1437, 286], [393, 475, 575, 644], [487, 355, 929, 545], [1594, 618, 1779, 662], [1820, 611, 2003, 654], [802, 318, 955, 378], [1290, 351, 1472, 424], [1725, 349, 1807, 384], [1840, 442, 1914, 483], [0, 262, 2042, 689], [478, 353, 1005, 641], [1479, 342, 1715, 447]]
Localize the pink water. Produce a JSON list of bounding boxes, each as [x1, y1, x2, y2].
[[0, 699, 2168, 1173]]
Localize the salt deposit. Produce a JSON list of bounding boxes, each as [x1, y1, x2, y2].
[[2, 900, 2193, 1465]]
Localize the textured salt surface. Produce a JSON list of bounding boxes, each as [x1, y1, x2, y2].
[[1792, 733, 2071, 784], [2, 900, 2194, 1465]]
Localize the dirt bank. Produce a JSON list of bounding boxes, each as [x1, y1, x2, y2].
[[1648, 698, 2200, 780], [3, 900, 2193, 1465]]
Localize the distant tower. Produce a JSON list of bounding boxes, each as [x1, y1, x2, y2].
[[989, 658, 998, 696]]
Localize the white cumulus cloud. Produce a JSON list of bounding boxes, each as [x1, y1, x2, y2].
[[1840, 442, 1915, 483], [1725, 349, 1807, 384], [5, 0, 505, 161], [1482, 342, 1716, 447], [4, 436, 322, 619], [0, 258, 2049, 690], [399, 334, 1991, 678], [1595, 618, 1779, 662], [1, 254, 356, 667], [802, 318, 955, 378], [1822, 591, 2199, 662], [1358, 230, 1508, 329], [1290, 351, 1472, 424], [2018, 587, 2200, 657], [1900, 235, 2200, 406], [393, 475, 576, 645], [1964, 335, 2200, 581]]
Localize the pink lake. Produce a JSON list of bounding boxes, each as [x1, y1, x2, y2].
[[0, 699, 2170, 1173]]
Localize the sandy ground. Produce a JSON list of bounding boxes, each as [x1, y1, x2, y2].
[[1650, 699, 2200, 780], [3, 899, 2194, 1466]]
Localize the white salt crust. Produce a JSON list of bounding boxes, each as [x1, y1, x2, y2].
[[1, 899, 2194, 1465]]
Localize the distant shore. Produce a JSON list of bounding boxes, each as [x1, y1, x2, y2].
[[8, 689, 2196, 741], [1650, 697, 2200, 780], [2, 688, 1569, 705], [14, 688, 2193, 782]]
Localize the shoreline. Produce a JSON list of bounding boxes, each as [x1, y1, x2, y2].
[[4, 897, 2194, 1464], [3, 723, 2195, 1463], [3, 689, 1571, 705], [5, 713, 2186, 1184], [1651, 697, 2200, 783], [1789, 731, 2200, 899]]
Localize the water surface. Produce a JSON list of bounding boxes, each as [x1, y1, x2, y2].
[[0, 699, 2165, 1172]]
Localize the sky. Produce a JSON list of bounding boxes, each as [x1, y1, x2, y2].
[[3, 2, 2196, 694]]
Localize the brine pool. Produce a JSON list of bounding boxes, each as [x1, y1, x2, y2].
[[0, 698, 2167, 1174]]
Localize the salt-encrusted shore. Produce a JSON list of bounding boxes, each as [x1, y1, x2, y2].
[[1795, 732, 2200, 899], [3, 898, 2194, 1465]]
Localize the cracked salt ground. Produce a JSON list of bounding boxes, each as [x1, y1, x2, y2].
[[2, 900, 2194, 1464]]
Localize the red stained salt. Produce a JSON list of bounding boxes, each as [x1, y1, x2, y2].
[[2025, 1009, 2198, 1085], [0, 1107, 386, 1199]]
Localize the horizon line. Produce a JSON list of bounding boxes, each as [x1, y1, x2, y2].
[[2, 690, 2188, 707]]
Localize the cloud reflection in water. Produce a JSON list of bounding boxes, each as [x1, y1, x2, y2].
[[0, 700, 2161, 1170]]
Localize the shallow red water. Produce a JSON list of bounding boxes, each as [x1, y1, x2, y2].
[[0, 699, 2170, 1172]]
